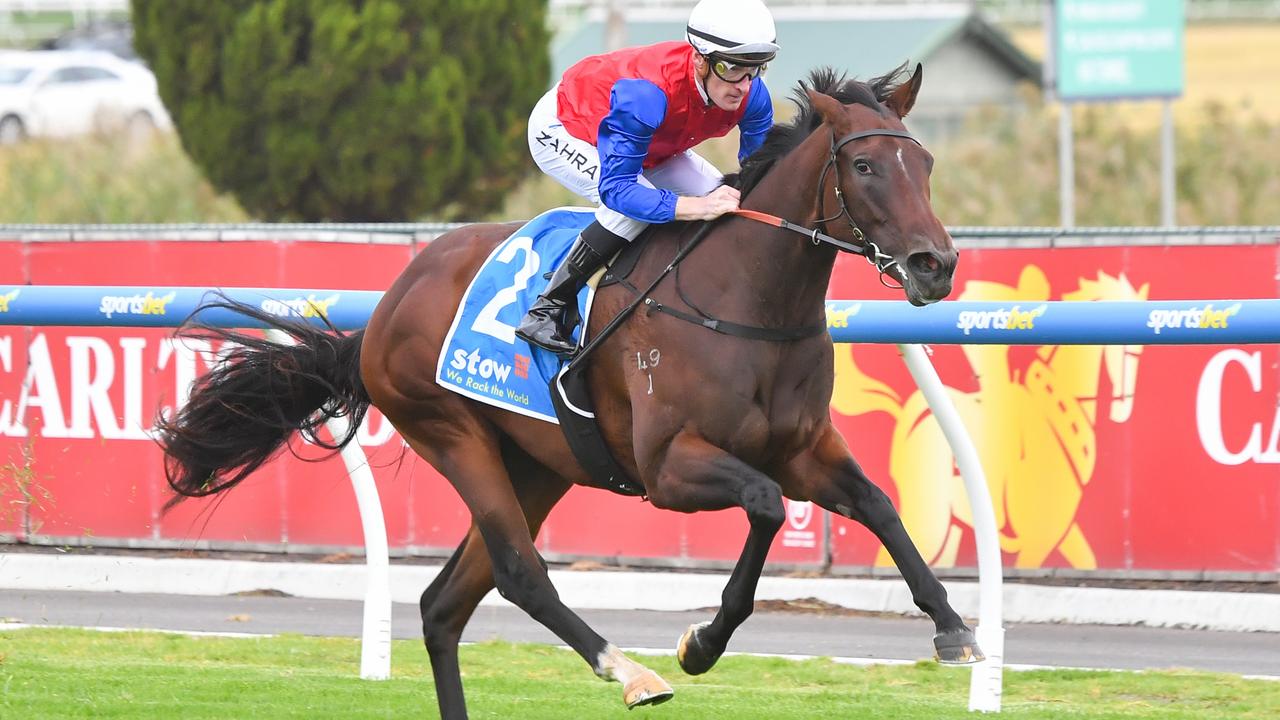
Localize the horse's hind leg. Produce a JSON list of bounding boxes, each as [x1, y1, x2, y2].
[[784, 426, 983, 664], [417, 532, 476, 718], [644, 433, 787, 676], [405, 429, 673, 713], [418, 451, 572, 719]]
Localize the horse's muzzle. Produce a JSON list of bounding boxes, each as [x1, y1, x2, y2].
[[904, 249, 957, 305]]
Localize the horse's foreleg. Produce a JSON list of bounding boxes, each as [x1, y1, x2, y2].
[[784, 426, 983, 664], [407, 432, 672, 712], [647, 433, 786, 675]]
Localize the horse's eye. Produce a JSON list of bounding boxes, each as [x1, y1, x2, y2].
[[854, 160, 873, 176]]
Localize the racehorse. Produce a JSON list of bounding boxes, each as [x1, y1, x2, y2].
[[157, 65, 980, 719], [834, 267, 1148, 570]]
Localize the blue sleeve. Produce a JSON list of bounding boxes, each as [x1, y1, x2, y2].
[[737, 78, 774, 164], [596, 79, 679, 224]]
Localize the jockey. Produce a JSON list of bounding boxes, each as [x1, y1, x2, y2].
[[516, 0, 779, 355]]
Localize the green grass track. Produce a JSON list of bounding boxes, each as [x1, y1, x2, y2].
[[1, 627, 1277, 719]]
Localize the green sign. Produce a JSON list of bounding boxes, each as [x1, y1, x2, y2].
[[1054, 0, 1185, 100]]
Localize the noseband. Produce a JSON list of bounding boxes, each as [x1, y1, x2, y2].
[[734, 127, 922, 289]]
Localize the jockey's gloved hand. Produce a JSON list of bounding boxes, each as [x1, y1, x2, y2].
[[675, 185, 740, 221]]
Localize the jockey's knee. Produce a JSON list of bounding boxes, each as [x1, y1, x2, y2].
[[594, 206, 648, 243]]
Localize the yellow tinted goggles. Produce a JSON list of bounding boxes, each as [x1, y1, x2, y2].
[[711, 59, 766, 83]]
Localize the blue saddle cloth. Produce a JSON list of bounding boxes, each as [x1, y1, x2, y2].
[[435, 207, 598, 423]]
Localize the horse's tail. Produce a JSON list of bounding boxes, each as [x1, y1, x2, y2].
[[155, 298, 370, 512], [830, 345, 903, 420]]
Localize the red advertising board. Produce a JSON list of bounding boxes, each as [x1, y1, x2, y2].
[[825, 245, 1280, 573], [1, 237, 1277, 573]]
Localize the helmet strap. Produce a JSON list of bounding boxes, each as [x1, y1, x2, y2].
[[694, 54, 714, 106]]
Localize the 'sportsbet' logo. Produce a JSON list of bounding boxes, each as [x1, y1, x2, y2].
[[0, 288, 18, 312], [826, 303, 862, 330], [956, 304, 1047, 336], [1147, 303, 1241, 335], [99, 291, 176, 319], [261, 294, 340, 320]]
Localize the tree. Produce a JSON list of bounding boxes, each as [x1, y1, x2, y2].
[[131, 0, 550, 221]]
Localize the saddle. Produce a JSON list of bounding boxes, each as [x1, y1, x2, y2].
[[433, 207, 649, 497]]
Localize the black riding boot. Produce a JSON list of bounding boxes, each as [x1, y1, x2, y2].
[[516, 221, 628, 356]]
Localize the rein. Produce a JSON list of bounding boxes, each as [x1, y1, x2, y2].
[[565, 222, 719, 373]]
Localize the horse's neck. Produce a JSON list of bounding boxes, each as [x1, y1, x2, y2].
[[1035, 345, 1106, 421], [699, 137, 836, 323], [743, 132, 828, 224]]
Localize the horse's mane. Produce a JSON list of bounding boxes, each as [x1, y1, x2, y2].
[[726, 64, 911, 197]]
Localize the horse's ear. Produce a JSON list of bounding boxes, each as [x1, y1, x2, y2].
[[807, 89, 848, 130], [885, 63, 924, 119]]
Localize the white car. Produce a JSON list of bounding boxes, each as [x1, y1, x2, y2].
[[0, 50, 172, 144]]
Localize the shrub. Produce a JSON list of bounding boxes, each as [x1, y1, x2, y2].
[[0, 134, 246, 223], [131, 0, 550, 222]]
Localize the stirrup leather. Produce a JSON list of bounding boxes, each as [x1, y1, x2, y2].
[[516, 245, 600, 352], [516, 222, 629, 355]]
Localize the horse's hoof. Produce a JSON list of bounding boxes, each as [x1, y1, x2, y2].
[[933, 627, 985, 665], [624, 669, 674, 709], [676, 621, 722, 676]]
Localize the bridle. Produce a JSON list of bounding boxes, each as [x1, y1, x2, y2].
[[734, 127, 922, 289]]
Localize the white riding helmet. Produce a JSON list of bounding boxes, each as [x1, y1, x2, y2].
[[686, 0, 779, 65]]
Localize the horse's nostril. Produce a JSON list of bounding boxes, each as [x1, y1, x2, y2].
[[908, 252, 943, 277]]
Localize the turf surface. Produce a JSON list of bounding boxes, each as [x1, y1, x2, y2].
[[2, 627, 1277, 719]]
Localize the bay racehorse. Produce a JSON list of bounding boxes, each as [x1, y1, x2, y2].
[[157, 65, 981, 719]]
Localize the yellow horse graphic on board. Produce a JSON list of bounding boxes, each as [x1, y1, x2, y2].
[[833, 266, 1149, 569]]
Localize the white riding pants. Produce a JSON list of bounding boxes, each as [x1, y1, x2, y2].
[[526, 84, 723, 241]]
